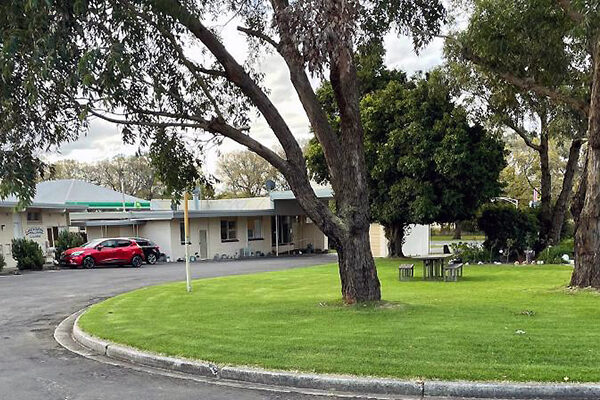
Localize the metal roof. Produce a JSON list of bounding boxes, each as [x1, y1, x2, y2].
[[36, 180, 150, 208], [269, 188, 334, 201], [70, 186, 333, 225]]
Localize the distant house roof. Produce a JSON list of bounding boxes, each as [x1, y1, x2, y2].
[[37, 180, 150, 210], [0, 179, 150, 210]]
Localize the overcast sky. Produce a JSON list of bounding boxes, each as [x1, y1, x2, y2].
[[42, 21, 446, 177]]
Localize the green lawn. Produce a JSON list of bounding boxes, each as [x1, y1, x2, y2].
[[79, 259, 600, 383]]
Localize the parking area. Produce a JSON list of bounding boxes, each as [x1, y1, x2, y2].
[[0, 255, 337, 400]]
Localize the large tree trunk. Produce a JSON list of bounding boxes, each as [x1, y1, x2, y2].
[[571, 148, 588, 227], [538, 125, 553, 247], [572, 40, 600, 288], [548, 137, 583, 244], [336, 227, 381, 303], [452, 221, 462, 240], [324, 27, 381, 302], [385, 224, 406, 257]]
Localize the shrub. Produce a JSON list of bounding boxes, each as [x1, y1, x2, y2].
[[478, 204, 539, 261], [537, 239, 574, 264], [11, 238, 45, 270], [54, 230, 85, 260], [449, 242, 490, 263], [0, 253, 5, 272]]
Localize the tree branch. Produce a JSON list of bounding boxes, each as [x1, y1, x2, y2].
[[87, 108, 207, 130], [269, 0, 343, 185], [89, 105, 290, 175], [504, 119, 542, 152], [237, 26, 280, 49], [456, 41, 590, 117], [151, 0, 305, 166], [196, 67, 227, 77], [118, 0, 225, 121], [557, 0, 585, 24]]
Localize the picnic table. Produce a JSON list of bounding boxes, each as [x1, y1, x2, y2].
[[412, 254, 454, 280]]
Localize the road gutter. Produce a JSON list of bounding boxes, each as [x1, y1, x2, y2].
[[56, 309, 600, 400]]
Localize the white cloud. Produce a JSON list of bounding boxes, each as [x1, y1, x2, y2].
[[43, 119, 138, 163]]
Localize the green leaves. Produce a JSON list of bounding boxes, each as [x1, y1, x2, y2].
[[148, 128, 203, 200]]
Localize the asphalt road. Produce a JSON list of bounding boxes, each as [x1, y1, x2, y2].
[[0, 254, 394, 400]]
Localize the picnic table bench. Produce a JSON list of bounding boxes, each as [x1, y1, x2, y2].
[[443, 262, 464, 282], [398, 264, 415, 281], [412, 254, 453, 280]]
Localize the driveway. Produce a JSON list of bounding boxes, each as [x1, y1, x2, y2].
[[0, 255, 369, 400]]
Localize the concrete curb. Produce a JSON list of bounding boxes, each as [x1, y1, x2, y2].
[[72, 314, 600, 399]]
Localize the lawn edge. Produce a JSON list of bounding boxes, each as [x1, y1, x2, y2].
[[72, 311, 600, 399]]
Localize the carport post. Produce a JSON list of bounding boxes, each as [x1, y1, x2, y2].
[[184, 192, 192, 293], [275, 214, 279, 256]]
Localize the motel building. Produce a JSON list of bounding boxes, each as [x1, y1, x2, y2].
[[0, 181, 91, 269], [70, 188, 334, 261], [0, 179, 429, 269]]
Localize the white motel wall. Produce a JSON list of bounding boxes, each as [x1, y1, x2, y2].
[[73, 193, 331, 262], [0, 206, 81, 270], [83, 214, 327, 261]]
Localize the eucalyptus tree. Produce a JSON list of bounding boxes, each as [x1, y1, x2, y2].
[[49, 155, 173, 199], [0, 0, 445, 302], [448, 0, 600, 288], [216, 149, 287, 197], [447, 56, 585, 247]]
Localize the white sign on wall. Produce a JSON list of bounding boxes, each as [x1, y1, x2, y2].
[[25, 227, 44, 239]]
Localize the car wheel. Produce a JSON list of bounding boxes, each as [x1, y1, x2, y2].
[[131, 255, 143, 268], [82, 256, 95, 269], [146, 252, 157, 265]]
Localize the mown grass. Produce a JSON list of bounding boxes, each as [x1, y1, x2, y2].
[[79, 259, 600, 383]]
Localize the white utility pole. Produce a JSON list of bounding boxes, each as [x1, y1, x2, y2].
[[184, 192, 192, 292]]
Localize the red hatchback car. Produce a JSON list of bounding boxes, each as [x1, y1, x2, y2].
[[61, 238, 145, 269]]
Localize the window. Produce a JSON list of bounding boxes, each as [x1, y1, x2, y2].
[[271, 216, 293, 245], [116, 240, 132, 247], [27, 211, 41, 223], [220, 219, 237, 241], [248, 218, 263, 240], [47, 227, 59, 247], [100, 240, 117, 248], [180, 222, 186, 245]]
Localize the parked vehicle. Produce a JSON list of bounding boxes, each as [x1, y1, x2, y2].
[[129, 237, 161, 265], [60, 238, 145, 269]]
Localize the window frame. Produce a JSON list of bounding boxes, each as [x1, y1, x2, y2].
[[179, 221, 187, 245], [247, 217, 263, 241], [271, 215, 293, 245], [220, 219, 238, 242], [26, 211, 42, 223]]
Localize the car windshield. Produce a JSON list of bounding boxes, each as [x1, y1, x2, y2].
[[81, 239, 104, 248]]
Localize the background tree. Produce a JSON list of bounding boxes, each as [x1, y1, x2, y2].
[[500, 135, 582, 210], [307, 63, 506, 256], [447, 0, 600, 288], [0, 0, 446, 302], [48, 155, 169, 200], [446, 10, 586, 247], [216, 150, 287, 197]]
